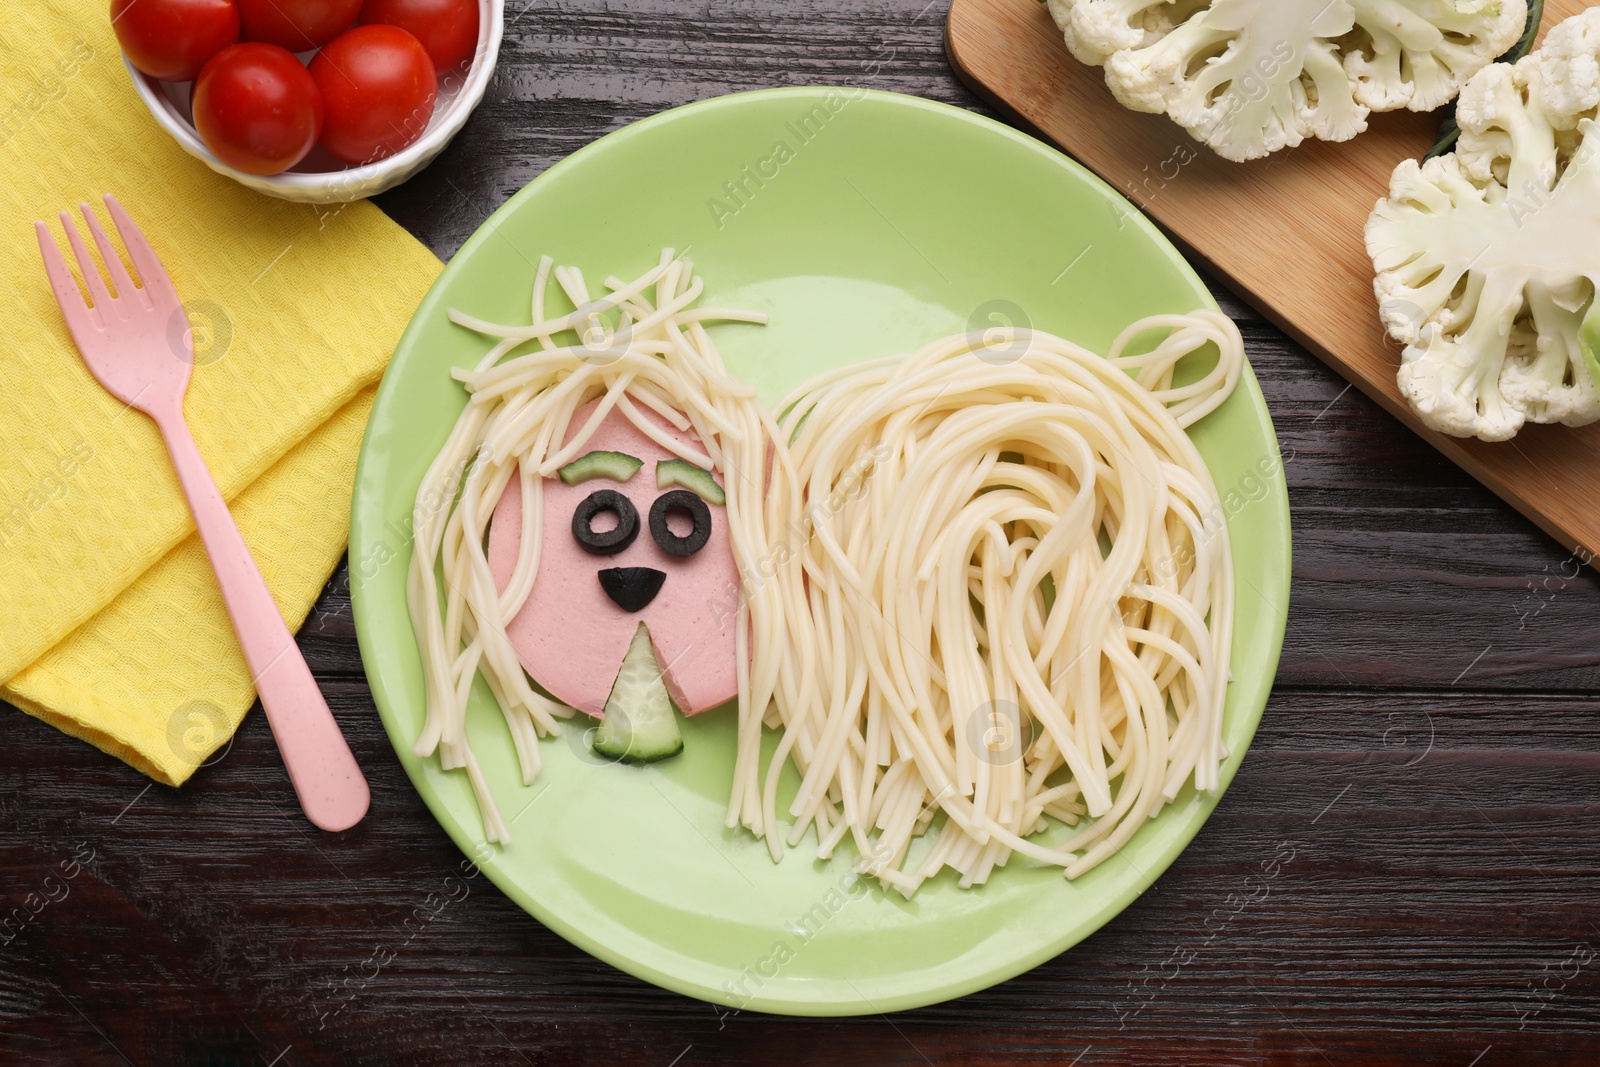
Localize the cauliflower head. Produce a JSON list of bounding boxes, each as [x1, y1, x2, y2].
[[1047, 0, 1529, 161], [1366, 8, 1600, 442]]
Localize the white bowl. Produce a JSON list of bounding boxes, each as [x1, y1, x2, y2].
[[123, 0, 504, 204]]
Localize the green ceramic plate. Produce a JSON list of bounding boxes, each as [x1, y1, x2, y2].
[[350, 88, 1290, 1016]]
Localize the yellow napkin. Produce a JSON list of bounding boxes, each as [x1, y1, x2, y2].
[[0, 1, 442, 783]]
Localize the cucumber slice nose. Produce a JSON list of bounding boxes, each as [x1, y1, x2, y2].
[[591, 623, 684, 763]]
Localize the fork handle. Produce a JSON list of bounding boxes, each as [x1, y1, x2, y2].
[[157, 413, 370, 832]]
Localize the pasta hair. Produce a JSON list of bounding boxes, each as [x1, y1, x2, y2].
[[409, 253, 1245, 896]]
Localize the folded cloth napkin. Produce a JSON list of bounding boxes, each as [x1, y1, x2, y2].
[[0, 1, 442, 784]]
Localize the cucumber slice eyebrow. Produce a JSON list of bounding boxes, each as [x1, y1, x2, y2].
[[591, 624, 684, 763], [557, 450, 643, 485], [656, 458, 726, 505]]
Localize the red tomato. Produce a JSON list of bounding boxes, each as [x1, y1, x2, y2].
[[110, 0, 240, 82], [192, 43, 323, 175], [236, 0, 361, 51], [309, 25, 436, 165], [358, 0, 478, 71]]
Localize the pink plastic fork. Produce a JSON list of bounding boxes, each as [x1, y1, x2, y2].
[[36, 194, 369, 833]]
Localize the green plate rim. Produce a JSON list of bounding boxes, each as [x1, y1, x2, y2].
[[350, 86, 1292, 1016]]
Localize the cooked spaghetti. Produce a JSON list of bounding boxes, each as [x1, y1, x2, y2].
[[409, 252, 1245, 894]]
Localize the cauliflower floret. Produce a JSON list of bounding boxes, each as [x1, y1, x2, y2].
[[1500, 278, 1600, 426], [1535, 6, 1600, 121], [1050, 0, 1527, 161], [1345, 1, 1528, 113], [1048, 0, 1212, 66], [1366, 9, 1600, 442]]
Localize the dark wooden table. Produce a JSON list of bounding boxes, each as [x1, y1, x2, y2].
[[6, 3, 1600, 1064]]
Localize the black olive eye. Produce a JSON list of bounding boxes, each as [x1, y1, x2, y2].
[[572, 489, 639, 555], [649, 489, 712, 557]]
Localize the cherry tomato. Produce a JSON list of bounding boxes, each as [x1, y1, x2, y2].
[[236, 0, 361, 51], [358, 0, 478, 71], [192, 43, 323, 175], [309, 25, 436, 164], [111, 0, 240, 82]]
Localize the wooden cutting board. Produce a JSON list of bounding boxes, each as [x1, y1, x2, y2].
[[947, 0, 1600, 566]]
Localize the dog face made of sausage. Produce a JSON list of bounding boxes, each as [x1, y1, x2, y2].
[[486, 399, 739, 718]]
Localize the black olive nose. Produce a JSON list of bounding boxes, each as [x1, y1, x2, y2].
[[598, 567, 666, 612]]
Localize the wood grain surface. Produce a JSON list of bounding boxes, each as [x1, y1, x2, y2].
[[946, 0, 1600, 568], [5, 2, 1600, 1065]]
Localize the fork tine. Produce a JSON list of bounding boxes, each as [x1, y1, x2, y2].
[[34, 220, 99, 335], [59, 209, 114, 313], [103, 194, 177, 306], [79, 201, 141, 305]]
